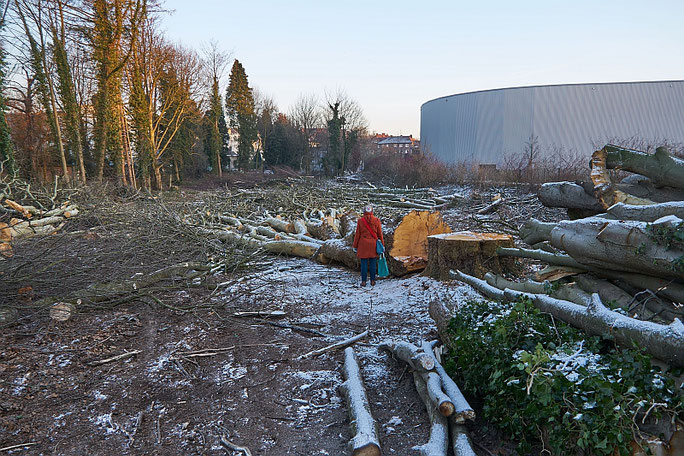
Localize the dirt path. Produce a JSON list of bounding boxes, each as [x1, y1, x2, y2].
[[1, 258, 483, 455]]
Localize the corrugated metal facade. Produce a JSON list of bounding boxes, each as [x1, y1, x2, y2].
[[420, 81, 684, 164]]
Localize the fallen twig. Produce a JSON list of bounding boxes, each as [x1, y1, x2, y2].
[[88, 350, 141, 366], [0, 442, 37, 452], [220, 435, 253, 455], [297, 330, 369, 360]]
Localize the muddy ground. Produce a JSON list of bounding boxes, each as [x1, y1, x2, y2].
[[2, 258, 497, 455]]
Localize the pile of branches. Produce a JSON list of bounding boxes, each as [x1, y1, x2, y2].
[[0, 185, 263, 326]]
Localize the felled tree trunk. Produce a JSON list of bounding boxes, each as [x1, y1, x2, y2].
[[385, 210, 452, 276], [339, 347, 381, 456], [602, 145, 684, 190], [607, 201, 684, 222], [263, 240, 320, 258], [453, 270, 684, 367], [425, 232, 515, 280], [617, 174, 684, 203], [537, 181, 604, 214], [519, 217, 684, 281]]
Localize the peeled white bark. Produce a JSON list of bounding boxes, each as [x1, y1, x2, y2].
[[340, 347, 381, 456]]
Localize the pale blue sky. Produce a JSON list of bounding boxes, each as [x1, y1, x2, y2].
[[162, 0, 684, 137]]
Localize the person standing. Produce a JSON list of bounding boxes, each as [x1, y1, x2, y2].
[[353, 204, 384, 287]]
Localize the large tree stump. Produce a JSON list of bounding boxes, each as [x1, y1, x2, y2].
[[385, 210, 452, 276], [425, 232, 515, 280]]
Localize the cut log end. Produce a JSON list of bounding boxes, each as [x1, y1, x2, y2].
[[387, 210, 451, 276], [438, 401, 455, 417], [351, 443, 381, 456]]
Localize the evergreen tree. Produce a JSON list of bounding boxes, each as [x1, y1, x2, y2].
[[0, 1, 15, 174], [204, 78, 228, 175], [225, 60, 256, 170]]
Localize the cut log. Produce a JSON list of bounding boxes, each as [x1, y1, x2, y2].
[[602, 145, 684, 190], [263, 240, 320, 259], [537, 182, 604, 213], [449, 421, 477, 456], [264, 216, 295, 234], [497, 246, 684, 305], [574, 274, 634, 310], [421, 370, 455, 417], [420, 341, 475, 423], [454, 270, 684, 367], [316, 238, 359, 269], [340, 347, 381, 456], [339, 212, 359, 238], [425, 231, 515, 280], [386, 210, 452, 276], [378, 340, 435, 372], [306, 219, 338, 241], [484, 272, 547, 294], [607, 201, 684, 222], [0, 222, 10, 242], [412, 372, 449, 456]]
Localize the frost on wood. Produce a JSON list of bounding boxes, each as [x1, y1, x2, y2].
[[420, 341, 475, 423], [449, 420, 477, 456], [537, 181, 604, 213], [607, 201, 684, 222], [339, 347, 381, 456], [454, 270, 684, 367], [378, 340, 434, 372], [412, 372, 448, 456]]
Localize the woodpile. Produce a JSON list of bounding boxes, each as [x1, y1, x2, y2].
[[443, 144, 684, 364], [0, 198, 79, 258], [199, 205, 455, 277]]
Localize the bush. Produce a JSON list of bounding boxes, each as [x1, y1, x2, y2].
[[363, 152, 452, 187], [444, 298, 683, 455]]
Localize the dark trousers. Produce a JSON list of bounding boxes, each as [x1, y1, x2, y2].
[[360, 257, 377, 283]]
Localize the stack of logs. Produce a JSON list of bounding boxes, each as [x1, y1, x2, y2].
[[340, 342, 477, 456], [430, 144, 684, 454], [0, 198, 79, 258]]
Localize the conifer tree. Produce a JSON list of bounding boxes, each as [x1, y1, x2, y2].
[[225, 60, 256, 170]]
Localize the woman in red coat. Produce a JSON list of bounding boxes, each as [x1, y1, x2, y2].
[[353, 205, 384, 287]]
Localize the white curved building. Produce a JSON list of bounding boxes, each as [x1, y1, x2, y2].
[[420, 80, 684, 164]]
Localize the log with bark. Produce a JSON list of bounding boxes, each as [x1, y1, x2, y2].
[[378, 340, 435, 372], [412, 372, 449, 456], [339, 347, 381, 456], [451, 270, 684, 367], [537, 181, 604, 214], [606, 201, 684, 222], [601, 145, 684, 190], [518, 217, 684, 281], [425, 231, 516, 280], [420, 341, 475, 423]]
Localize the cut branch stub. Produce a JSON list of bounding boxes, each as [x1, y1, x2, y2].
[[426, 231, 515, 280]]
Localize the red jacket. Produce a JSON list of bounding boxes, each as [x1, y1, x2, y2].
[[353, 214, 384, 259]]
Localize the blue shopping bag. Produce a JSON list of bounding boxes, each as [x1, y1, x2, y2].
[[377, 253, 389, 278]]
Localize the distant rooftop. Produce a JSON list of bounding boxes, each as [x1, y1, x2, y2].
[[377, 135, 415, 145]]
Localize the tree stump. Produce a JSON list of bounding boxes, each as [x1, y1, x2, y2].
[[425, 232, 515, 280]]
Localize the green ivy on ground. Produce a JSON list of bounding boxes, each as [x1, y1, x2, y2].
[[444, 298, 683, 455]]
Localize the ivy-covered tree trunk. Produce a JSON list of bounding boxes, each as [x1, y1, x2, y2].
[[0, 8, 15, 174]]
